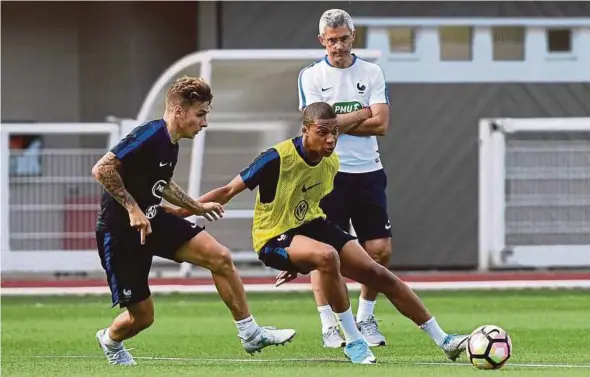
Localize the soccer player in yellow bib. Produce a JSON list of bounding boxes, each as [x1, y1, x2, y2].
[[167, 102, 468, 364]]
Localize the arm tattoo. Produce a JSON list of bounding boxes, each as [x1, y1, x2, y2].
[[92, 152, 139, 212], [162, 181, 203, 212]]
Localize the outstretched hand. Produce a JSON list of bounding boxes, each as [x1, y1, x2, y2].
[[275, 270, 298, 287], [197, 202, 224, 221]]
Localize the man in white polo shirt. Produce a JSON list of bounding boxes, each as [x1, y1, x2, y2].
[[297, 8, 392, 348]]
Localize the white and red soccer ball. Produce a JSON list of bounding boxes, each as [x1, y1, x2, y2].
[[466, 325, 512, 370]]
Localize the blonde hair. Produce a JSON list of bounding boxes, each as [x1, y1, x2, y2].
[[166, 75, 213, 109]]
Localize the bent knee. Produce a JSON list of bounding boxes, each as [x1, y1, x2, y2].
[[316, 246, 340, 272], [365, 239, 392, 263], [138, 315, 154, 331], [209, 247, 234, 274], [130, 311, 154, 331]]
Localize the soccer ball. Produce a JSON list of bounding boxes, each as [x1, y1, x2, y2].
[[466, 325, 512, 370]]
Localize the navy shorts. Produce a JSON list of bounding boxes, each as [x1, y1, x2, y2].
[[319, 169, 392, 244], [258, 217, 356, 274], [96, 207, 203, 308]]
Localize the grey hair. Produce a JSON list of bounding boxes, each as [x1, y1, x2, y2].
[[318, 9, 355, 35]]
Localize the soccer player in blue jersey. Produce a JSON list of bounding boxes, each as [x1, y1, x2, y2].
[[92, 76, 295, 365]]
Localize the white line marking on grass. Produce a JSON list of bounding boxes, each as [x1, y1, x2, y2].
[[416, 362, 590, 369], [13, 355, 590, 369], [14, 355, 348, 363], [135, 356, 349, 363]]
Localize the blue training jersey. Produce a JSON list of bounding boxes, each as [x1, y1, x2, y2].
[[96, 119, 179, 231]]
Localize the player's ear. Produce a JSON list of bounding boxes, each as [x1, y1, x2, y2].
[[351, 30, 356, 44], [318, 34, 325, 47], [174, 105, 184, 118], [301, 125, 307, 135]]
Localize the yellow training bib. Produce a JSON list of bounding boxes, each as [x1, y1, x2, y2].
[[252, 139, 339, 252]]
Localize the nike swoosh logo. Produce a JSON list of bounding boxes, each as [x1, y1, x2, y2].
[[321, 87, 332, 92], [302, 182, 322, 193], [159, 162, 168, 167]]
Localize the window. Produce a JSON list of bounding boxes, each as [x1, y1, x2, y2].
[[388, 27, 416, 53], [493, 27, 525, 61], [439, 26, 473, 61], [547, 29, 572, 52]]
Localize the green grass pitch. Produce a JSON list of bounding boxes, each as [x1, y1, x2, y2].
[[2, 289, 590, 376]]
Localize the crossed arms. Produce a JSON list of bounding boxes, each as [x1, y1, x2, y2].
[[297, 67, 390, 136], [336, 103, 389, 136]]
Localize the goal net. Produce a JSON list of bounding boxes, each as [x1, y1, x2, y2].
[[479, 117, 590, 269]]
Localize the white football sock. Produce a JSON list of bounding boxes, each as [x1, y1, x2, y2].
[[356, 297, 376, 322], [420, 317, 448, 347], [317, 305, 338, 333], [235, 315, 259, 339], [334, 307, 363, 343], [103, 328, 122, 349]]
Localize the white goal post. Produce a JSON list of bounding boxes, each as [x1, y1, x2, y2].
[[479, 117, 590, 270]]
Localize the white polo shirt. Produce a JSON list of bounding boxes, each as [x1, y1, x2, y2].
[[297, 55, 389, 174]]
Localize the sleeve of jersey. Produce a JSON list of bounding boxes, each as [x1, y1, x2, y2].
[[369, 66, 390, 106], [110, 126, 159, 162], [298, 67, 322, 111], [239, 148, 280, 191]]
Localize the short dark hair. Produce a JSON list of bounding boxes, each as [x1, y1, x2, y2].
[[303, 102, 337, 126], [166, 75, 213, 109]]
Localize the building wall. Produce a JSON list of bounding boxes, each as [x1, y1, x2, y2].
[[220, 1, 590, 49], [2, 1, 198, 253], [384, 83, 590, 268], [1, 2, 81, 122], [3, 1, 589, 121], [1, 1, 198, 122]]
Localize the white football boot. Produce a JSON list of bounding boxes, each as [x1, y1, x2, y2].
[[442, 334, 470, 361], [96, 328, 136, 365], [322, 326, 346, 348], [241, 326, 296, 354], [357, 316, 387, 347]]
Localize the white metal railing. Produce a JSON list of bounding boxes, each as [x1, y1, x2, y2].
[[0, 123, 119, 273], [0, 120, 289, 275], [479, 117, 590, 270]]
